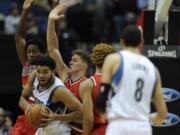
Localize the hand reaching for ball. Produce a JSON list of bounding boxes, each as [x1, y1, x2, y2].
[[40, 107, 56, 127]]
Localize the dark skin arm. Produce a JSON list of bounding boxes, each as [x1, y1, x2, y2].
[[15, 0, 34, 65], [40, 86, 83, 127], [19, 71, 36, 112]]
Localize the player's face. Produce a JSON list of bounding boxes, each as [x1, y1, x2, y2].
[[69, 54, 86, 74], [36, 66, 54, 86], [27, 44, 41, 64]]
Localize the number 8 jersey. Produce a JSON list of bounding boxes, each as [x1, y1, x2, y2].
[[108, 50, 157, 122]]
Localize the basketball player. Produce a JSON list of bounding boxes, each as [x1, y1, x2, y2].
[[79, 43, 115, 135], [9, 0, 47, 135], [19, 55, 83, 135], [47, 4, 91, 134], [96, 25, 168, 135]]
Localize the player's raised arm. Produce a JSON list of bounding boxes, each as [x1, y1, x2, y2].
[[47, 4, 70, 80], [15, 0, 34, 66]]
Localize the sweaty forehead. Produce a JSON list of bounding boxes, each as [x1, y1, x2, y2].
[[37, 65, 50, 71], [72, 54, 82, 60], [27, 44, 39, 51]]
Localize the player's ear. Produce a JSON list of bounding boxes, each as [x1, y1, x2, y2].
[[82, 63, 87, 71]]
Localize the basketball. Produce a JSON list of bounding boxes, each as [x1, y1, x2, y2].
[[25, 104, 49, 128]]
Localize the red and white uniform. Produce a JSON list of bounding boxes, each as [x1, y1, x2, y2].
[[22, 63, 36, 87], [64, 76, 87, 100], [9, 63, 37, 135], [90, 73, 108, 135], [64, 76, 87, 135]]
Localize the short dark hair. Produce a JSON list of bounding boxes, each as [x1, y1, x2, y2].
[[35, 55, 56, 70], [121, 25, 142, 47], [72, 49, 91, 66], [26, 38, 46, 53]]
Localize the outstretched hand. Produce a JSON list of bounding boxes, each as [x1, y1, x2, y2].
[[49, 4, 65, 21], [23, 0, 34, 10]]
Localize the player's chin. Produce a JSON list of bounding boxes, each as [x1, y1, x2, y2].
[[39, 81, 48, 86], [28, 58, 36, 64]]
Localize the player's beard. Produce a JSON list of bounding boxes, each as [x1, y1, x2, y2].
[[40, 75, 54, 88]]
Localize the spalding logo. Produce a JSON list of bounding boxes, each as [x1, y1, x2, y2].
[[151, 113, 180, 127], [162, 88, 180, 102]]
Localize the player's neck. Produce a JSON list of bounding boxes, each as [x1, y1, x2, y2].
[[125, 47, 141, 54], [95, 66, 102, 73], [71, 72, 86, 82]]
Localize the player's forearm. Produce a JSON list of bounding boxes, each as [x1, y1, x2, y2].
[[96, 83, 111, 113], [82, 117, 93, 135], [54, 110, 83, 122], [15, 9, 29, 39], [47, 19, 59, 51], [19, 96, 31, 112]]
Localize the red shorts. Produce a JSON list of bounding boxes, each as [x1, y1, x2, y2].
[[90, 125, 107, 135], [8, 115, 37, 135]]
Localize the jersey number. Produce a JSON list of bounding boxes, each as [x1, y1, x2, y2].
[[135, 78, 144, 102]]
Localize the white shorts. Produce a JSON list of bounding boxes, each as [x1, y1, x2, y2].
[[35, 121, 71, 135], [106, 120, 152, 135]]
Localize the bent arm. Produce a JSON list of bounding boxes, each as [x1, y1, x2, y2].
[[79, 79, 94, 135], [96, 54, 118, 113], [19, 71, 36, 112], [16, 0, 34, 65], [15, 9, 29, 66], [53, 87, 83, 122], [152, 69, 168, 123]]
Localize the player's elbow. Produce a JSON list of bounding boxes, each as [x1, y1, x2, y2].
[[18, 96, 23, 109]]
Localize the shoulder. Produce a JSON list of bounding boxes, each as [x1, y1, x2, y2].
[[80, 78, 94, 90], [79, 78, 94, 95], [104, 53, 121, 71], [105, 53, 121, 64]]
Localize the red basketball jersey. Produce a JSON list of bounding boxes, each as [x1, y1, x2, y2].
[[90, 73, 107, 126], [64, 76, 87, 100], [64, 76, 87, 134], [22, 63, 36, 87]]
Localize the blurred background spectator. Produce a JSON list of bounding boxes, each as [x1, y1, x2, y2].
[[4, 4, 20, 35], [0, 107, 13, 135]]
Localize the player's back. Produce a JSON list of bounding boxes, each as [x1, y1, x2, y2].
[[108, 50, 156, 122]]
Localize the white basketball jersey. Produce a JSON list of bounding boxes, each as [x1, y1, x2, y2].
[[33, 76, 71, 135], [32, 76, 66, 113], [108, 50, 157, 122]]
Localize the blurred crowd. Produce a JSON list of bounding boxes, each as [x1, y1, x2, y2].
[[0, 0, 180, 42], [0, 0, 147, 42], [0, 107, 12, 135]]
